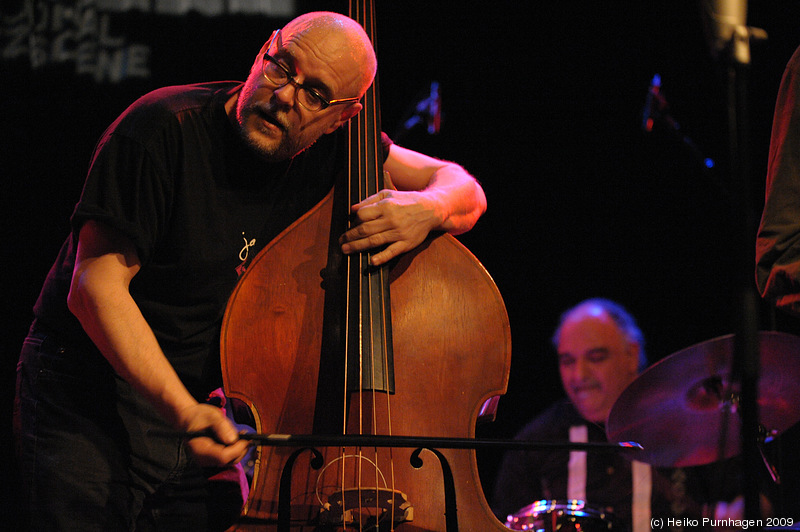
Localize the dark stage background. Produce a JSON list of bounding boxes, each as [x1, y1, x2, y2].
[[3, 0, 800, 525]]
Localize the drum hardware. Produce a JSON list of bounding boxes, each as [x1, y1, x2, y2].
[[505, 499, 614, 531]]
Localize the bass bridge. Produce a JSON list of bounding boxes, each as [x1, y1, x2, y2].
[[318, 488, 413, 530]]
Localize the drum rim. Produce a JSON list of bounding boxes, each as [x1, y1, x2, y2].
[[505, 498, 615, 530]]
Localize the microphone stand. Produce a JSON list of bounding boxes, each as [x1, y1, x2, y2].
[[728, 56, 762, 526], [711, 14, 766, 524]]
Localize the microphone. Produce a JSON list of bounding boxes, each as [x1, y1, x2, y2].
[[701, 0, 766, 64], [641, 74, 661, 132], [426, 81, 440, 135], [702, 0, 747, 57], [641, 74, 678, 133], [402, 81, 441, 134]]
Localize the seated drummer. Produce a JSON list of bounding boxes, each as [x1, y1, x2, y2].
[[490, 298, 743, 532]]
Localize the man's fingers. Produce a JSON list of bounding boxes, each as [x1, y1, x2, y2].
[[368, 241, 408, 266]]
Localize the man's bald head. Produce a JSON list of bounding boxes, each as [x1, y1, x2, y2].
[[282, 11, 377, 96]]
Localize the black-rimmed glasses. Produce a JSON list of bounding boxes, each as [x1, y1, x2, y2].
[[262, 30, 361, 112]]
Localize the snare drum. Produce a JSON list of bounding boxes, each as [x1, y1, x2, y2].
[[505, 499, 615, 531]]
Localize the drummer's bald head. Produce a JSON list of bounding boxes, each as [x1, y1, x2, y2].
[[553, 298, 647, 371]]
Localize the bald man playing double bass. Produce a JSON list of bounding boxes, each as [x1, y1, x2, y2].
[[14, 12, 486, 530]]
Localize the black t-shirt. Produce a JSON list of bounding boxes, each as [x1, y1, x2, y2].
[[33, 81, 390, 399]]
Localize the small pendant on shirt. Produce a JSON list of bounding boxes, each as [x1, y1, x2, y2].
[[236, 232, 257, 277]]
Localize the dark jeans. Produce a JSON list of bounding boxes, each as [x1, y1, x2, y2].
[[14, 329, 218, 531]]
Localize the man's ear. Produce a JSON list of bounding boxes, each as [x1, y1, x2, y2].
[[626, 341, 642, 374], [324, 102, 363, 134]]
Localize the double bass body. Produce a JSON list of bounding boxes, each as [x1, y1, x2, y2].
[[220, 181, 512, 531], [221, 3, 511, 529]]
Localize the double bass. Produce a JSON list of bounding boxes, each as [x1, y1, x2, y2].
[[220, 2, 512, 530]]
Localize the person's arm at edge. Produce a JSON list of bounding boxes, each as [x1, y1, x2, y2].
[[67, 220, 249, 466]]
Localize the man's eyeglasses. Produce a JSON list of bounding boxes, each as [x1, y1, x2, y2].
[[262, 30, 361, 112]]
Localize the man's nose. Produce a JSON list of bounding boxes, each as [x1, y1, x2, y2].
[[273, 82, 298, 106], [574, 358, 590, 379]]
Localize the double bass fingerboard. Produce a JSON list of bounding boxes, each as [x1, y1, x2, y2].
[[345, 0, 395, 394]]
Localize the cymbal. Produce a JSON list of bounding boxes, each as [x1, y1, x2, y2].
[[606, 331, 800, 467]]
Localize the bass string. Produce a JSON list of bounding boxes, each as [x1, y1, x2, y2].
[[344, 2, 397, 528]]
